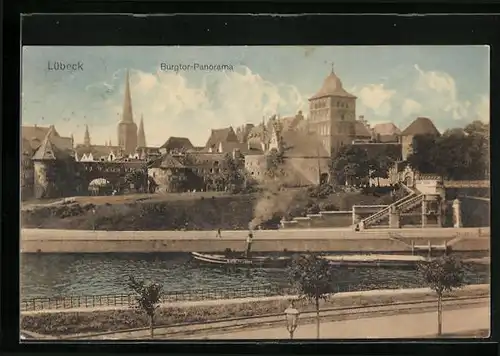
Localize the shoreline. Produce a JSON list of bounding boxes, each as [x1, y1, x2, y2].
[[21, 227, 490, 253]]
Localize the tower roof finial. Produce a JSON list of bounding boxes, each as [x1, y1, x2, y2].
[[84, 124, 91, 146], [331, 62, 335, 74], [121, 69, 134, 123]]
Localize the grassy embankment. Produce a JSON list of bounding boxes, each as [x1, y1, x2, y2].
[[21, 188, 393, 231], [21, 285, 488, 336]]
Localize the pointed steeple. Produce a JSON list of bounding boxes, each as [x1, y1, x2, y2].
[[84, 125, 91, 146], [32, 129, 58, 160], [121, 69, 134, 123], [137, 114, 146, 148]]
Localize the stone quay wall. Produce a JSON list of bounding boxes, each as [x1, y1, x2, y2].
[[20, 227, 490, 254]]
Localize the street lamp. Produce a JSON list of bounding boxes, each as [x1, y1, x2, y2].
[[284, 303, 300, 339]]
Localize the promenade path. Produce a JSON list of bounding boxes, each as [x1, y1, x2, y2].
[[181, 305, 490, 339], [21, 284, 489, 315], [21, 227, 489, 241]]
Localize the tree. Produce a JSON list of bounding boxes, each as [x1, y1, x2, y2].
[[265, 148, 286, 180], [124, 169, 148, 192], [368, 145, 400, 186], [406, 134, 440, 174], [464, 120, 489, 138], [407, 122, 489, 180], [417, 255, 465, 336], [220, 153, 246, 192], [128, 276, 163, 338], [331, 145, 369, 186], [288, 254, 337, 339]]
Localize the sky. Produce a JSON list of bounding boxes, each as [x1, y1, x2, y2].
[[22, 46, 489, 147]]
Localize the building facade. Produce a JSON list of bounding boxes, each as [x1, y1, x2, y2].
[[307, 66, 358, 157]]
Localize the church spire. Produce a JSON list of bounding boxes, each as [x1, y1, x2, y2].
[[137, 114, 146, 148], [84, 125, 91, 146], [121, 69, 134, 123]]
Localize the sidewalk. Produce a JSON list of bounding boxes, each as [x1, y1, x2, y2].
[[21, 284, 489, 315], [63, 297, 488, 340], [181, 304, 490, 339]]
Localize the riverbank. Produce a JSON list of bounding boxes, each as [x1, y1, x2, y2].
[[21, 190, 394, 231], [20, 284, 489, 338], [21, 227, 490, 253]]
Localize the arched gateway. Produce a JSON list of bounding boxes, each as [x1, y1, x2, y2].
[[75, 161, 147, 195]]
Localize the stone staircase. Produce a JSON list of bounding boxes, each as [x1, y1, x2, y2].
[[361, 184, 423, 229]]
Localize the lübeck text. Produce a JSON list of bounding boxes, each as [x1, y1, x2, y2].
[[47, 61, 84, 71]]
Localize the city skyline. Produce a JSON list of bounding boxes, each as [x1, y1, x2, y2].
[[22, 46, 489, 146]]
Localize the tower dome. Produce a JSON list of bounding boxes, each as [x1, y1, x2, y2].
[[309, 64, 356, 100]]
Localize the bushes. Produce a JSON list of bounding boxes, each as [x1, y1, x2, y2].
[[319, 202, 338, 211], [22, 187, 398, 231], [307, 184, 335, 199], [22, 195, 258, 231]]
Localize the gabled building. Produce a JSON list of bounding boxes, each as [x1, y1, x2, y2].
[[371, 122, 401, 143], [21, 124, 74, 199], [401, 117, 441, 161], [204, 127, 239, 152], [159, 136, 194, 154], [30, 127, 75, 198], [148, 154, 188, 193]]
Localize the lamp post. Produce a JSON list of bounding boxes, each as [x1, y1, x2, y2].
[[92, 208, 96, 231], [284, 304, 300, 339]]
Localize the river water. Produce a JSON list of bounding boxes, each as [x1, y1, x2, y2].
[[20, 252, 490, 299]]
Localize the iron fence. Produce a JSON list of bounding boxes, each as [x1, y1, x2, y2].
[[20, 277, 487, 312], [20, 284, 282, 312]]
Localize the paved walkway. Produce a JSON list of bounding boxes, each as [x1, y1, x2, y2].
[[21, 227, 487, 241], [181, 305, 489, 339], [21, 284, 489, 315]]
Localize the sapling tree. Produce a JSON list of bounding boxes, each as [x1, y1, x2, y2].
[[417, 255, 465, 336], [128, 276, 163, 338], [288, 254, 336, 339]]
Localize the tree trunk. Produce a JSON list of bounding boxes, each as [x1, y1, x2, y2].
[[437, 295, 442, 336], [150, 315, 154, 339], [315, 298, 320, 339]]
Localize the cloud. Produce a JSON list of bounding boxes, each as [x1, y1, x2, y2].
[[474, 95, 489, 122], [353, 84, 396, 117], [401, 98, 422, 117], [351, 64, 487, 131], [23, 54, 488, 147], [81, 66, 309, 146]]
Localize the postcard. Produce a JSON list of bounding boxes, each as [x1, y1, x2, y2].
[[20, 45, 490, 341]]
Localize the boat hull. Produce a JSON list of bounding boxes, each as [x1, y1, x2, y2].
[[191, 252, 291, 268]]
